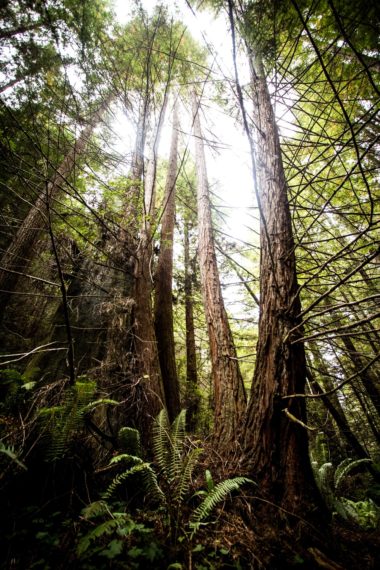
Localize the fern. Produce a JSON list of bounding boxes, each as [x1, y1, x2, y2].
[[0, 441, 27, 471], [77, 516, 129, 556], [82, 500, 109, 520], [153, 408, 171, 476], [175, 447, 203, 505], [38, 379, 117, 460], [190, 477, 254, 533], [82, 398, 119, 413], [118, 427, 141, 456], [103, 462, 153, 500], [205, 469, 214, 493], [334, 458, 372, 493], [109, 453, 145, 466], [169, 410, 187, 482]]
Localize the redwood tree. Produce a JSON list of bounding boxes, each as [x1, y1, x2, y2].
[[192, 89, 247, 448], [154, 100, 181, 421]]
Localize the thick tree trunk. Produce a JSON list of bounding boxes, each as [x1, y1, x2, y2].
[[129, 99, 166, 422], [184, 221, 199, 432], [192, 90, 247, 448], [242, 58, 319, 512], [0, 98, 110, 321], [154, 101, 180, 421], [101, 99, 165, 432]]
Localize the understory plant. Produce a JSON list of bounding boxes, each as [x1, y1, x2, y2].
[[38, 376, 118, 460], [78, 409, 254, 566], [313, 458, 380, 530]]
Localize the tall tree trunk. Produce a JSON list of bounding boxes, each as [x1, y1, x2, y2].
[[339, 334, 380, 416], [154, 101, 180, 421], [101, 98, 165, 432], [0, 98, 110, 321], [307, 368, 371, 461], [129, 97, 167, 423], [241, 56, 319, 512], [192, 90, 246, 448], [184, 220, 199, 432]]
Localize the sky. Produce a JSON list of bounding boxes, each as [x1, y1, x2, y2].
[[110, 0, 257, 246]]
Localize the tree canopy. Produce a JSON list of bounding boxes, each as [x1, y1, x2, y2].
[[0, 1, 379, 568]]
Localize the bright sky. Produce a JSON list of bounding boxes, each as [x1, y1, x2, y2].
[[111, 0, 256, 246]]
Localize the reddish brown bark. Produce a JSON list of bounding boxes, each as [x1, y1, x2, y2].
[[192, 90, 247, 448], [184, 221, 199, 432], [127, 104, 166, 421], [154, 101, 181, 421], [241, 58, 319, 512]]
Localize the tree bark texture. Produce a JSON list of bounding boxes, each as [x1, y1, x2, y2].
[[0, 98, 110, 321], [130, 99, 166, 422], [242, 59, 319, 511], [192, 90, 247, 448], [184, 221, 199, 432], [154, 101, 181, 421]]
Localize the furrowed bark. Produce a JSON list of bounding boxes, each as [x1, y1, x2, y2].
[[192, 89, 247, 448], [154, 100, 181, 421]]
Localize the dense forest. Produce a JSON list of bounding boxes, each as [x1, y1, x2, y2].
[[0, 0, 379, 568]]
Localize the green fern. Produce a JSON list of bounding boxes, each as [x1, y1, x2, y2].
[[205, 469, 214, 493], [118, 427, 141, 456], [103, 462, 153, 500], [81, 398, 119, 413], [109, 453, 145, 466], [190, 477, 254, 533], [38, 380, 117, 460], [0, 441, 27, 471], [334, 458, 372, 493], [153, 408, 171, 476], [176, 447, 203, 505], [77, 515, 130, 556], [82, 500, 109, 520], [168, 409, 187, 482]]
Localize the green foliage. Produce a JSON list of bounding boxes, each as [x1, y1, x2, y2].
[[38, 378, 118, 460], [0, 440, 27, 471], [118, 427, 141, 456], [314, 458, 379, 529], [189, 477, 254, 535], [334, 458, 372, 493], [335, 498, 380, 530], [79, 408, 254, 568]]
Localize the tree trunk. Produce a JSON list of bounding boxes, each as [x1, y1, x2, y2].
[[242, 57, 319, 512], [0, 98, 110, 321], [184, 221, 199, 432], [192, 90, 247, 448], [340, 334, 380, 416], [307, 369, 370, 461], [154, 101, 181, 421], [129, 98, 167, 423]]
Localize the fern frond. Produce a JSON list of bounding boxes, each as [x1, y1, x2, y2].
[[334, 458, 372, 493], [142, 466, 166, 505], [0, 441, 27, 470], [109, 454, 144, 466], [169, 410, 187, 481], [39, 379, 99, 460], [77, 517, 127, 556], [205, 469, 214, 493], [175, 447, 203, 504], [153, 409, 171, 476], [81, 500, 109, 520], [190, 477, 254, 529], [103, 463, 153, 500], [81, 399, 119, 413], [118, 427, 142, 456]]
